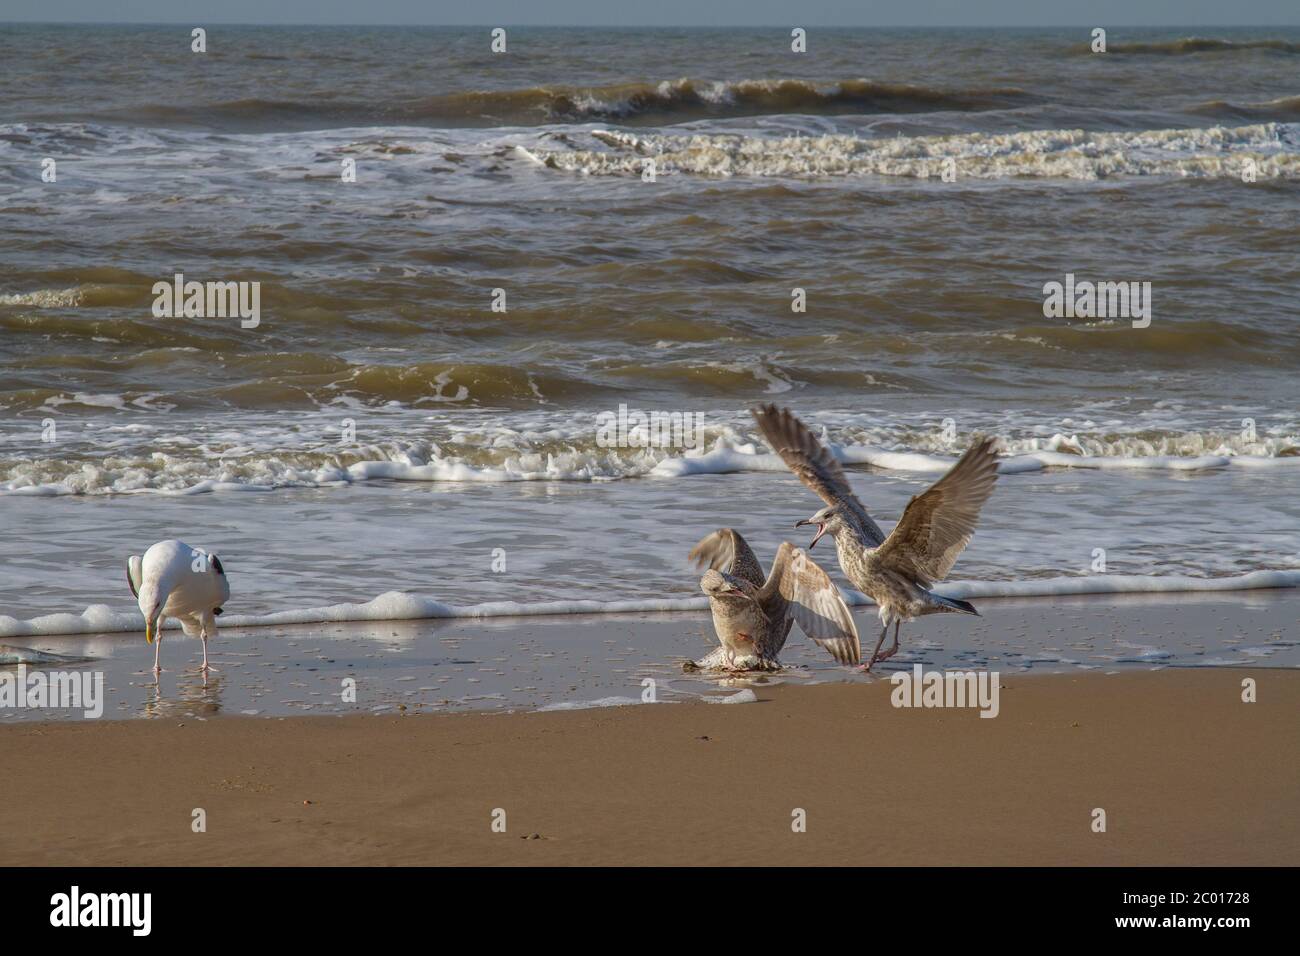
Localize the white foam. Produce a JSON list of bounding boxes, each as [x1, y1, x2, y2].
[[702, 689, 758, 704], [0, 287, 85, 307], [534, 123, 1300, 181], [3, 572, 1296, 639], [916, 570, 1300, 602], [655, 439, 1298, 482], [1113, 642, 1175, 661], [537, 695, 647, 711], [4, 419, 1297, 496]]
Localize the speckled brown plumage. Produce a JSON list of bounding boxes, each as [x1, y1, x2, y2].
[[751, 404, 999, 670], [690, 529, 860, 671]]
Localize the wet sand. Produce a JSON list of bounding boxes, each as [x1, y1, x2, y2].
[[1, 667, 1295, 866], [2, 591, 1297, 721]]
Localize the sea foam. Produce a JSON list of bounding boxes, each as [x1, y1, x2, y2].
[[3, 572, 1296, 639], [4, 429, 1297, 497], [533, 122, 1300, 181]]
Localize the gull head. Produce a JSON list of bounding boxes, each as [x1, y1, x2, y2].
[[700, 569, 747, 600], [137, 587, 164, 644], [794, 506, 842, 549]]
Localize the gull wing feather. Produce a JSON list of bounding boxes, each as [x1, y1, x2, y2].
[[689, 528, 766, 587], [874, 436, 1000, 586], [750, 404, 886, 546], [765, 542, 861, 666]]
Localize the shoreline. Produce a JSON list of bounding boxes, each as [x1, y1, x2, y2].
[[6, 569, 1300, 640], [1, 591, 1297, 723], [1, 668, 1295, 866]]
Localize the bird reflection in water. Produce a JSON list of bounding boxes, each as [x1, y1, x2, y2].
[[140, 667, 225, 719]]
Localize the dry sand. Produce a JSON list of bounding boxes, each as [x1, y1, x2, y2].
[[1, 667, 1295, 866]]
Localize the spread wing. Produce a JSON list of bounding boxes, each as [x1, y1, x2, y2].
[[874, 437, 1000, 586], [750, 404, 885, 546], [126, 555, 143, 599], [765, 542, 860, 666], [689, 528, 766, 587]]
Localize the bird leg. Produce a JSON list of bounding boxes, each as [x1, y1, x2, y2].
[[864, 624, 890, 671], [875, 621, 902, 663], [199, 624, 219, 672], [152, 634, 163, 675]]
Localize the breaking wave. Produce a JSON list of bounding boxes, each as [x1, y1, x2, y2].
[[528, 122, 1300, 181], [1081, 37, 1300, 55], [1190, 95, 1300, 122], [3, 426, 1297, 496], [82, 79, 1037, 129], [4, 570, 1299, 638]]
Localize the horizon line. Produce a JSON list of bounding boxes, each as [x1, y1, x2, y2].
[[3, 21, 1299, 29]]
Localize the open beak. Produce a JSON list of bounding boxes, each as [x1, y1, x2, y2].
[[795, 518, 827, 549]]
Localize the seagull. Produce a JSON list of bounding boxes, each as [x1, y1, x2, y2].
[[126, 539, 229, 674], [687, 528, 860, 671], [751, 404, 999, 671]]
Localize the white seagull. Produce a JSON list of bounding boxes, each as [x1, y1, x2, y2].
[[127, 539, 230, 673]]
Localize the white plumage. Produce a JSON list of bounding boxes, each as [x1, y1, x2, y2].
[[126, 539, 230, 673]]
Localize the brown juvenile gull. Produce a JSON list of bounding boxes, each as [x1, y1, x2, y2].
[[751, 404, 999, 671], [686, 528, 860, 672]]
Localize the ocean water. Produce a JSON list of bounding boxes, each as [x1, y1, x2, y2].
[[1, 25, 1299, 651]]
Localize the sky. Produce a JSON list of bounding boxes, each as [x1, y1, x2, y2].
[[1, 1, 1297, 26]]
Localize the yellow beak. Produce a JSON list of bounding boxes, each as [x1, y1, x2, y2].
[[145, 619, 155, 644]]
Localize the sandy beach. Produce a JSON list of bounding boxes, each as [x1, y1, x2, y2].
[[2, 666, 1294, 866]]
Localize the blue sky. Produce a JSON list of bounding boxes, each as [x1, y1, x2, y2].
[[3, 1, 1297, 26]]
